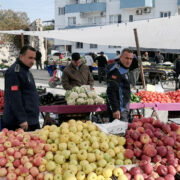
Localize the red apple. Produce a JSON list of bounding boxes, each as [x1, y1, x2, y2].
[[164, 174, 175, 180], [14, 151, 22, 159], [0, 167, 7, 177], [36, 172, 44, 180], [156, 146, 167, 157], [33, 157, 42, 167], [124, 149, 134, 159], [156, 165, 168, 176], [141, 155, 151, 162], [145, 129, 154, 137], [7, 147, 15, 156], [168, 165, 176, 176], [153, 155, 162, 163], [6, 172, 17, 180], [140, 133, 150, 144], [131, 131, 140, 141], [134, 173, 144, 180], [0, 144, 5, 152], [163, 136, 175, 146], [129, 167, 142, 176], [170, 122, 179, 131], [143, 144, 157, 157], [13, 159, 21, 168], [0, 157, 7, 166], [30, 166, 39, 177], [134, 141, 143, 149], [134, 148, 142, 158], [142, 162, 153, 175]]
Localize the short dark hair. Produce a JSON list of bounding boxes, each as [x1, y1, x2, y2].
[[72, 52, 80, 61], [121, 48, 133, 55], [100, 51, 104, 55], [20, 45, 36, 55], [116, 50, 120, 54]]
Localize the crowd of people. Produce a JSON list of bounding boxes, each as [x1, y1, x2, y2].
[[2, 45, 180, 131]]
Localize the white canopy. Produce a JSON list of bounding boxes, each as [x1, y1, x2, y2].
[[0, 15, 180, 50]]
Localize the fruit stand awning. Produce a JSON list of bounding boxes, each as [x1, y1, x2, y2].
[[0, 15, 180, 50]]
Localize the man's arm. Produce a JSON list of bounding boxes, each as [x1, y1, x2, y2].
[[5, 72, 28, 129], [61, 70, 73, 90]]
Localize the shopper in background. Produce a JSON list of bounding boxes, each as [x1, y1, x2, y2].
[[35, 50, 42, 70], [106, 48, 133, 122], [142, 51, 149, 62], [85, 53, 94, 73], [3, 45, 40, 131], [62, 52, 94, 90], [174, 55, 180, 90], [155, 51, 164, 64], [95, 51, 108, 83]]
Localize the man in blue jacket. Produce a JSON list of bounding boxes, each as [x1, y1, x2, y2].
[[106, 48, 133, 122], [3, 46, 40, 131]]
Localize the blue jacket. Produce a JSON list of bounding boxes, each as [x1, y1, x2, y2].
[[3, 59, 39, 126], [106, 62, 130, 113]]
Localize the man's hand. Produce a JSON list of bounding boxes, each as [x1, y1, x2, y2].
[[113, 110, 120, 120], [90, 87, 94, 90], [20, 121, 28, 131]]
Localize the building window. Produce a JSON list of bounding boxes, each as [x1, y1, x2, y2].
[[108, 45, 121, 48], [129, 15, 133, 22], [76, 42, 83, 49], [90, 44, 98, 49], [68, 17, 76, 25], [109, 15, 121, 24], [160, 12, 171, 18], [58, 7, 65, 15], [88, 17, 101, 25]]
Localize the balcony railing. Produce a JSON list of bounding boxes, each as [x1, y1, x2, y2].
[[120, 0, 154, 9], [65, 2, 106, 13]]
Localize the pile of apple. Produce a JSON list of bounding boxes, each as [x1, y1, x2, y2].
[[0, 128, 49, 180], [0, 89, 4, 112], [37, 120, 132, 180], [125, 117, 180, 179]]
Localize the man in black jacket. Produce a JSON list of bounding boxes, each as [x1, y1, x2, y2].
[[3, 46, 40, 131], [106, 48, 133, 122]]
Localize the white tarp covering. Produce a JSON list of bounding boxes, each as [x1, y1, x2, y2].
[[0, 16, 180, 49]]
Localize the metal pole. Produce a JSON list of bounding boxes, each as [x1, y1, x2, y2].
[[133, 28, 146, 89], [45, 38, 48, 61], [21, 33, 24, 48]]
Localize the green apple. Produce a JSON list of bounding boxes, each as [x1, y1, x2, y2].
[[87, 153, 96, 163], [83, 163, 93, 174], [54, 154, 65, 165], [107, 149, 115, 158], [76, 171, 85, 180], [104, 153, 112, 162], [100, 142, 109, 152], [95, 151, 104, 161], [45, 151, 54, 161], [124, 159, 132, 165], [109, 142, 115, 149], [115, 159, 124, 166], [96, 167, 103, 175], [87, 172, 97, 180], [117, 152, 125, 160], [77, 150, 87, 161], [97, 175, 105, 180], [97, 159, 107, 168], [68, 164, 78, 175], [46, 161, 56, 171], [54, 174, 62, 180], [44, 173, 54, 180], [58, 143, 67, 151], [105, 162, 115, 170], [70, 154, 77, 161], [61, 150, 71, 159], [102, 168, 112, 178], [47, 139, 53, 144], [113, 168, 124, 177]]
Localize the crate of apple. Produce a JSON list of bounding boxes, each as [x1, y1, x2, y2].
[[124, 117, 180, 179], [0, 128, 49, 179]]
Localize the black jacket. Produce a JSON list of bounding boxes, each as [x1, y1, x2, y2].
[[106, 62, 130, 113], [95, 55, 107, 67], [3, 59, 39, 126]]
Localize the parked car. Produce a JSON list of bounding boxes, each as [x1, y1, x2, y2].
[[47, 52, 71, 61]]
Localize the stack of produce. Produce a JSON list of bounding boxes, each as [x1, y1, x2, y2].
[[135, 91, 172, 103], [65, 86, 105, 105], [0, 89, 4, 112], [0, 128, 48, 179], [37, 120, 132, 179], [165, 89, 180, 103], [130, 93, 141, 103], [125, 117, 180, 179]]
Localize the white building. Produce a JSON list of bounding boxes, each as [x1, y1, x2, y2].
[[54, 0, 180, 59]]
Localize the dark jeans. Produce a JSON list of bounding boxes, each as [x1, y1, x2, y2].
[[2, 122, 40, 131], [36, 61, 42, 70], [98, 67, 106, 83], [88, 66, 92, 73]]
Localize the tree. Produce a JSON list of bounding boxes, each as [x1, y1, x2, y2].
[[0, 9, 30, 49]]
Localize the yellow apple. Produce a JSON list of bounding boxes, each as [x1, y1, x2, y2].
[[113, 168, 124, 177], [46, 160, 56, 171], [77, 150, 88, 161], [76, 171, 86, 180], [59, 143, 67, 151], [97, 175, 105, 180], [83, 163, 93, 174], [124, 159, 132, 165], [87, 172, 97, 180], [87, 153, 96, 163], [44, 173, 54, 180], [96, 167, 103, 175], [118, 137, 126, 146], [102, 168, 112, 178], [97, 159, 107, 168], [118, 174, 128, 180]]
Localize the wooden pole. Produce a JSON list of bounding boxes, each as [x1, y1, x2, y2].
[[21, 33, 24, 48], [133, 28, 146, 89]]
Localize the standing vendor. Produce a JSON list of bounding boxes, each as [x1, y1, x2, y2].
[[106, 48, 133, 122], [62, 52, 94, 90], [2, 46, 40, 131]]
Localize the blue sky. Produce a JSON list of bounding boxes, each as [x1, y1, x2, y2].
[[0, 0, 54, 22]]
